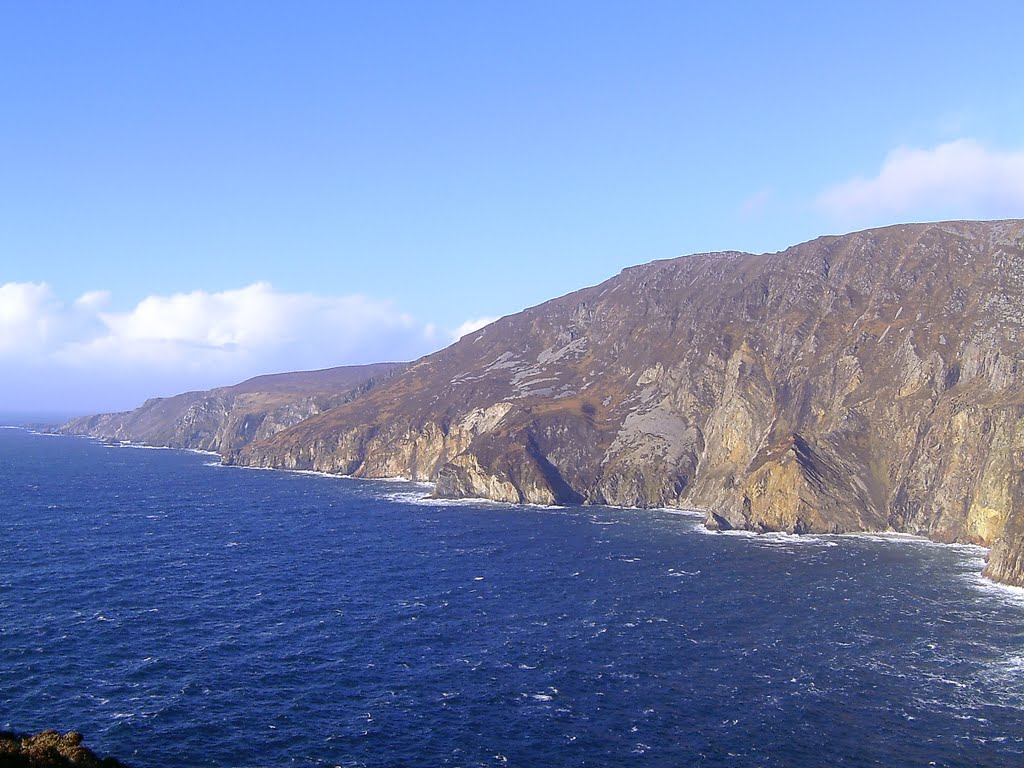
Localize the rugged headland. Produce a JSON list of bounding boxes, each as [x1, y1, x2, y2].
[[61, 362, 405, 454], [66, 220, 1024, 587]]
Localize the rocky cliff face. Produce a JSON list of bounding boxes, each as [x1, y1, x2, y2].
[[229, 220, 1024, 587], [60, 363, 405, 454]]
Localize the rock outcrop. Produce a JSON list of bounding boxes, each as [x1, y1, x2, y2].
[[60, 363, 405, 454], [226, 220, 1024, 587], [0, 730, 130, 767]]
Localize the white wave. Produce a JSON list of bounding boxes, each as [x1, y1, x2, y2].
[[693, 525, 997, 566], [382, 490, 520, 509], [223, 464, 445, 502], [969, 573, 1024, 606], [220, 463, 363, 482], [93, 440, 217, 457], [844, 532, 934, 545], [747, 532, 840, 548], [703, 528, 759, 538], [658, 507, 706, 518], [371, 475, 432, 484]]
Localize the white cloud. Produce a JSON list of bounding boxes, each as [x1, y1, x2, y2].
[[818, 139, 1024, 222], [0, 282, 63, 357], [453, 316, 499, 341], [0, 281, 442, 412], [73, 290, 111, 310]]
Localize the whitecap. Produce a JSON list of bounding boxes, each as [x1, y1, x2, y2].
[[709, 528, 760, 539], [969, 573, 1024, 606], [384, 491, 516, 509], [658, 507, 705, 518]]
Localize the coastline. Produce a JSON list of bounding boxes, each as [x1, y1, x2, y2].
[[22, 429, 1018, 590]]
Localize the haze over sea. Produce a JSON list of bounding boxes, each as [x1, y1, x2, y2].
[[2, 428, 1023, 767]]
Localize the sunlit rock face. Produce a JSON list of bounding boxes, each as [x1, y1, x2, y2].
[[234, 220, 1024, 583], [76, 220, 1024, 587]]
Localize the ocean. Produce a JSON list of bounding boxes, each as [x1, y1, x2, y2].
[[1, 427, 1022, 767]]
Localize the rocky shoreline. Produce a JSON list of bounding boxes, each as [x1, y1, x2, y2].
[[0, 731, 129, 767]]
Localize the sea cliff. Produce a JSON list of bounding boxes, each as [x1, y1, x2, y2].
[[65, 220, 1024, 587], [61, 363, 405, 454], [228, 220, 1024, 586]]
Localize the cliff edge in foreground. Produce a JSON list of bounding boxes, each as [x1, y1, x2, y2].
[[229, 220, 1024, 587]]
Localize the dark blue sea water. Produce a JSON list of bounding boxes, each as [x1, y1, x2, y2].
[[2, 428, 1023, 767]]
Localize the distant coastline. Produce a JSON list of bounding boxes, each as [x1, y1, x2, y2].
[[0, 413, 81, 429]]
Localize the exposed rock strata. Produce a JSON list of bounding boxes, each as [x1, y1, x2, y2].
[[60, 363, 405, 454], [228, 220, 1024, 587]]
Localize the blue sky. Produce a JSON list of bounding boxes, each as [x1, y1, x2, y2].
[[2, 1, 1023, 414]]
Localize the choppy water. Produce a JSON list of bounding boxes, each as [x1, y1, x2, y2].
[[1, 428, 1022, 767]]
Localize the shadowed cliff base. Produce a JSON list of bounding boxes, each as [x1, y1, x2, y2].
[[0, 731, 130, 767]]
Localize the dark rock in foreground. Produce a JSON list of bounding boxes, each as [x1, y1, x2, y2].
[[0, 731, 129, 767]]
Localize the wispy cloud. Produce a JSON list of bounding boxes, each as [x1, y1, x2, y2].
[[738, 187, 775, 219], [818, 139, 1024, 222], [0, 282, 442, 412]]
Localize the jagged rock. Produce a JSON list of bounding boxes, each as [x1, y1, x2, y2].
[[0, 730, 129, 767], [227, 220, 1024, 587]]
